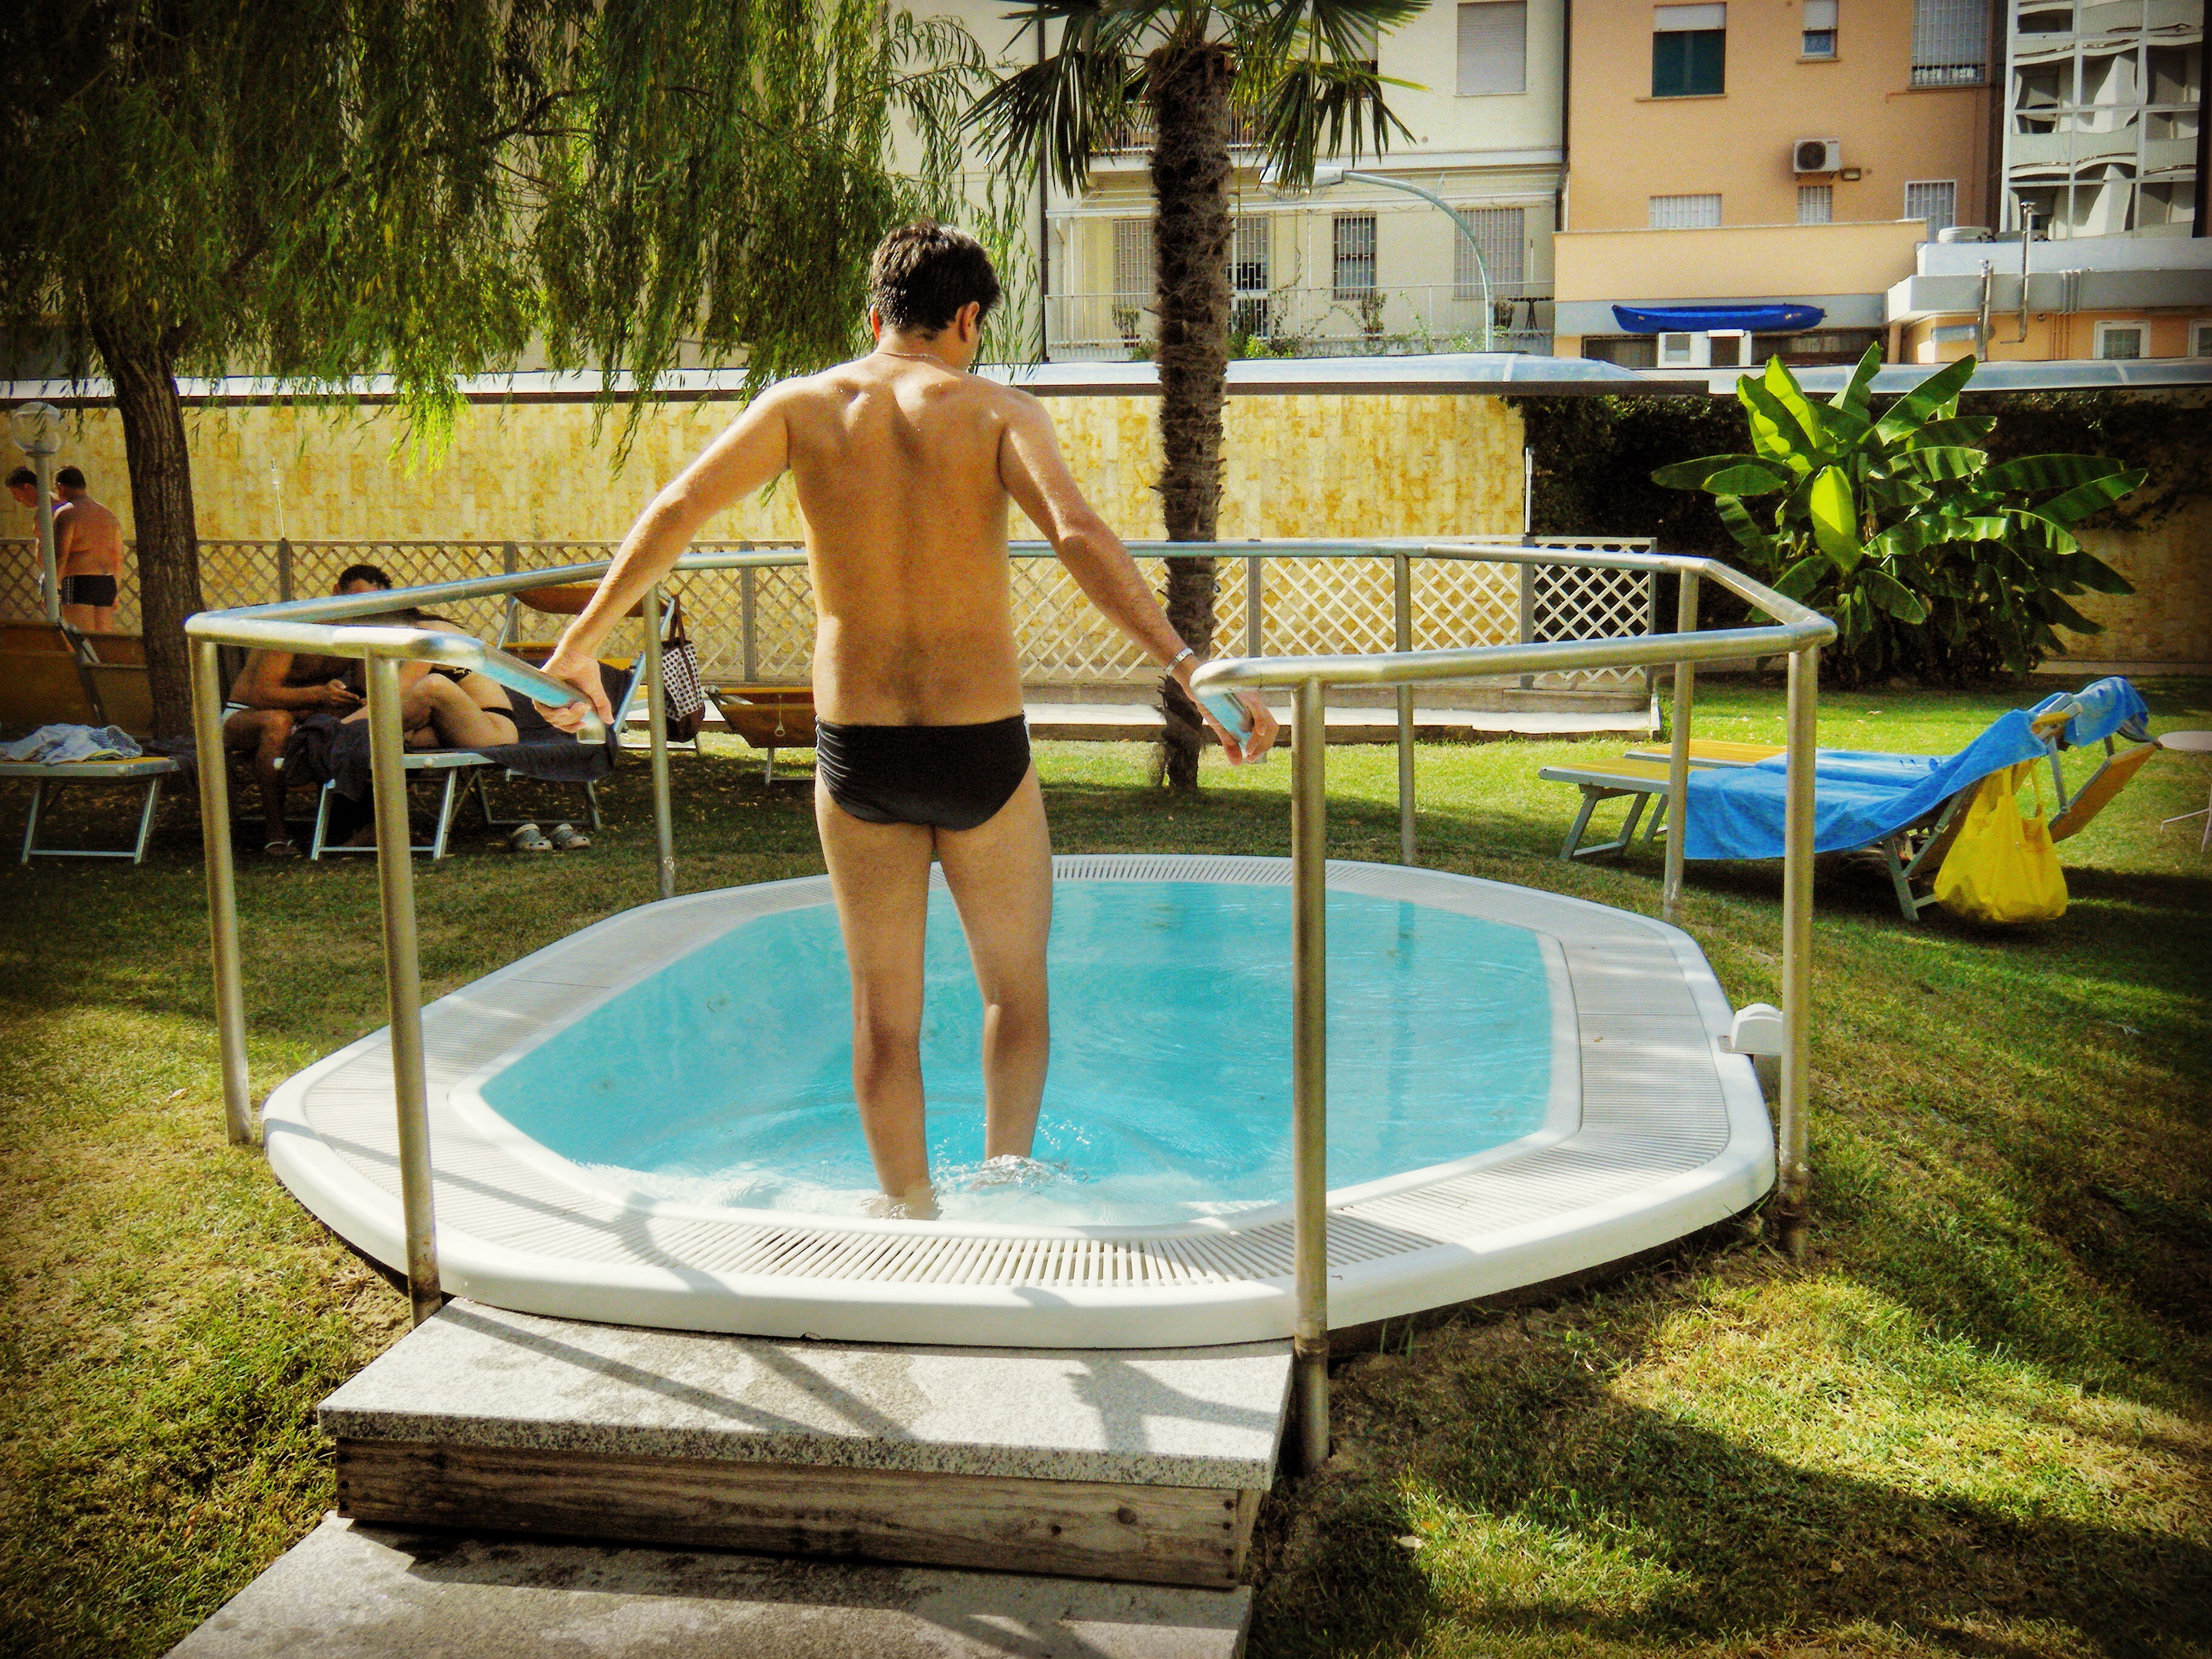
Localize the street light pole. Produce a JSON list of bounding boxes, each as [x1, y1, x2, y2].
[[1336, 171, 1493, 353], [1261, 164, 1497, 351], [8, 401, 64, 625]]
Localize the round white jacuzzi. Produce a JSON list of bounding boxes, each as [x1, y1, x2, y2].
[[263, 856, 1773, 1346]]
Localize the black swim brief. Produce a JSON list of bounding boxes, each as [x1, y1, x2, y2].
[[815, 714, 1031, 831], [59, 574, 118, 608]]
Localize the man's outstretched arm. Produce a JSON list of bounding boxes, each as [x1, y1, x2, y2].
[[537, 386, 797, 726], [999, 392, 1276, 761]]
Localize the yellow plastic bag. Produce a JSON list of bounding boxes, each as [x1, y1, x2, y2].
[[1934, 762, 2068, 923]]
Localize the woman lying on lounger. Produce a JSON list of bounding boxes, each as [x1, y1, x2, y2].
[[335, 614, 554, 751]]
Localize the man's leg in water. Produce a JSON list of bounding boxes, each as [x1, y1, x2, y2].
[[934, 769, 1053, 1162], [815, 786, 937, 1213]]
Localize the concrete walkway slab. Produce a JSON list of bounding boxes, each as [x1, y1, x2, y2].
[[167, 1515, 1253, 1659], [323, 1302, 1291, 1489]]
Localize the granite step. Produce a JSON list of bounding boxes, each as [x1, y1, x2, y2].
[[317, 1301, 1292, 1589], [167, 1514, 1253, 1659]]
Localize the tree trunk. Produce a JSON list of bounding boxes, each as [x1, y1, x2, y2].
[[1147, 39, 1233, 792], [90, 313, 203, 739]]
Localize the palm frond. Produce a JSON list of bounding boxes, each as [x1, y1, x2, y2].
[[966, 12, 1143, 194]]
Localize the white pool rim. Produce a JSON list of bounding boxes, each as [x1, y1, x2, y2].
[[263, 855, 1775, 1347]]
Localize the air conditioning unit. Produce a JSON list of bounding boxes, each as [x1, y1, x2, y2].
[[1793, 139, 1842, 173]]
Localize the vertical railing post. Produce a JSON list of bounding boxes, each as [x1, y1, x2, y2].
[[1290, 674, 1330, 1473], [1644, 569, 1661, 720], [30, 453, 59, 623], [192, 637, 253, 1145], [1516, 560, 1535, 691], [275, 537, 295, 604], [1661, 569, 1700, 923], [1245, 553, 1263, 660], [1392, 549, 1416, 865], [741, 562, 759, 685], [642, 583, 677, 903], [366, 655, 443, 1326], [1778, 645, 1818, 1259]]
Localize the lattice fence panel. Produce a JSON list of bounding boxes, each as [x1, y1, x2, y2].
[[1, 539, 42, 622], [2, 535, 1659, 694], [1527, 557, 1653, 690], [1257, 556, 1399, 660], [1410, 557, 1520, 659]]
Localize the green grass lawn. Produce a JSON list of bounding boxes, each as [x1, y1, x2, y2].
[[2, 679, 2208, 1658]]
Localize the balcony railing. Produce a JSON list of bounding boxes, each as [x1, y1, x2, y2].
[[1099, 105, 1265, 154], [1046, 284, 1554, 360]]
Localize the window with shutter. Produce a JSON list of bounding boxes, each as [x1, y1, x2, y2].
[[1113, 219, 1154, 299], [1332, 215, 1377, 298], [1797, 184, 1833, 224], [1456, 2, 1527, 96], [1453, 207, 1524, 301], [1648, 193, 1722, 229], [1904, 179, 1957, 235], [1801, 0, 1837, 56], [1652, 4, 1725, 97], [1911, 0, 1986, 86]]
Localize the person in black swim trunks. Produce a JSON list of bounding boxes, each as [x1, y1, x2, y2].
[[50, 466, 126, 633], [537, 221, 1276, 1219]]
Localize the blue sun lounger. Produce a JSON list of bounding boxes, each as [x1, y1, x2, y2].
[[1542, 680, 2157, 920]]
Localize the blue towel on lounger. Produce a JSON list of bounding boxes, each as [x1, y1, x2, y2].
[[2029, 675, 2149, 748], [1682, 709, 2051, 861]]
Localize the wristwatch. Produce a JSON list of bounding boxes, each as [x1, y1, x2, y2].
[[1170, 646, 1197, 668]]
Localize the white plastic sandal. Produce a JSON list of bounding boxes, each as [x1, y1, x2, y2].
[[508, 822, 553, 853]]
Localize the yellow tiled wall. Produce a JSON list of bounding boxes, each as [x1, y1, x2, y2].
[[8, 390, 2203, 666], [5, 392, 1522, 545]]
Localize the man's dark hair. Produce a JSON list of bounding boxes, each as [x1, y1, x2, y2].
[[54, 466, 86, 490], [867, 221, 1000, 338], [5, 466, 33, 489], [334, 563, 394, 591]]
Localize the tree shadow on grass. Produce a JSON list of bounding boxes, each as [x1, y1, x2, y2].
[[1253, 1295, 2212, 1659]]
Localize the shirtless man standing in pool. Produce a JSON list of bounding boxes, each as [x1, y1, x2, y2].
[[538, 221, 1276, 1218]]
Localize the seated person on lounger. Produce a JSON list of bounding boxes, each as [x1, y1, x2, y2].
[[224, 563, 390, 857], [337, 627, 528, 751]]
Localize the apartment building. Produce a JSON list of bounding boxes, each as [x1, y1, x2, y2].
[[1888, 0, 2210, 364], [1555, 0, 1998, 367], [919, 0, 1570, 359]]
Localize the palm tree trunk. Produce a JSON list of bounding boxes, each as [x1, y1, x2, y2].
[[90, 312, 203, 738], [1147, 38, 1233, 792]]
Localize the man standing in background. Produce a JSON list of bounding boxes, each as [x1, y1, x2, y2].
[[51, 466, 126, 632]]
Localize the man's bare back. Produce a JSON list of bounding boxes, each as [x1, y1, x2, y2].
[[53, 471, 125, 632], [783, 356, 1028, 727], [537, 223, 1275, 1216]]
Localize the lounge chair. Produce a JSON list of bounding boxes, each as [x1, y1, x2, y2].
[[0, 623, 174, 863], [707, 685, 817, 783], [1541, 680, 2160, 920], [300, 659, 633, 860], [1, 752, 177, 865]]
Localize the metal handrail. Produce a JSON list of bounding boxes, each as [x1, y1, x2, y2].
[[1194, 545, 1831, 1472], [185, 537, 1830, 1469]]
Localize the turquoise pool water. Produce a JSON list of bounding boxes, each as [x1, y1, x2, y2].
[[478, 881, 1554, 1226]]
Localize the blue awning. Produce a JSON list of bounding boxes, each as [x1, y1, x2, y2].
[[1611, 303, 1826, 334]]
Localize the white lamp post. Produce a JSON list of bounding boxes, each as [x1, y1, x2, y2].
[[1263, 162, 1496, 352], [8, 401, 63, 625]]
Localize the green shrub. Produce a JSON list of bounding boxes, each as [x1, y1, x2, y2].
[[1652, 349, 2140, 687]]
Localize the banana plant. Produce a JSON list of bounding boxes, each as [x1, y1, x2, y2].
[[1653, 347, 2141, 684]]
